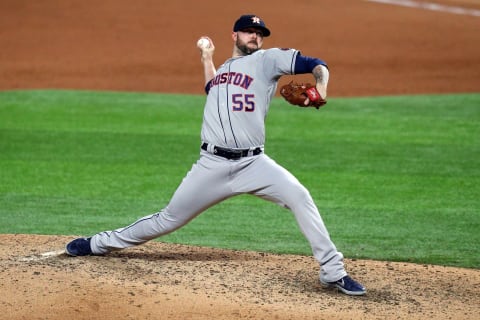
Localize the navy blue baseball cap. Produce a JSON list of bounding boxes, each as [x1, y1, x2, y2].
[[233, 14, 271, 37]]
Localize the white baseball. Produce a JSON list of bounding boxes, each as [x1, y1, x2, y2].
[[197, 38, 210, 49]]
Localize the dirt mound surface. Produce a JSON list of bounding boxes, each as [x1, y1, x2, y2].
[[1, 235, 479, 319]]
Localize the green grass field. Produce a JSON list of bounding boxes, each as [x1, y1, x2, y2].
[[1, 90, 479, 268]]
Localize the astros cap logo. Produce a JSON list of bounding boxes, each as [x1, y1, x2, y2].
[[233, 14, 271, 37], [252, 16, 261, 24]]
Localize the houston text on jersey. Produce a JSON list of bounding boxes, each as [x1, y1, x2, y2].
[[208, 72, 254, 91]]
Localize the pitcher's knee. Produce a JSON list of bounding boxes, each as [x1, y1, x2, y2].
[[151, 210, 193, 234], [285, 185, 314, 209]]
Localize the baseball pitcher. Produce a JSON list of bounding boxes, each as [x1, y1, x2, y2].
[[66, 14, 366, 296]]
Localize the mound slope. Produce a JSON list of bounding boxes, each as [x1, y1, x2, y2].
[[1, 235, 479, 319]]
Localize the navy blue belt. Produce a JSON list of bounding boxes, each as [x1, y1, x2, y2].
[[201, 143, 262, 160]]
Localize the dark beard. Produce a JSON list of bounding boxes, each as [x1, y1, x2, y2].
[[236, 39, 259, 55]]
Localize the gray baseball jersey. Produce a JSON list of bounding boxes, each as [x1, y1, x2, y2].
[[201, 48, 296, 149], [89, 47, 347, 282]]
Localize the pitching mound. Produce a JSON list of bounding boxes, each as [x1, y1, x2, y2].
[[1, 234, 478, 319]]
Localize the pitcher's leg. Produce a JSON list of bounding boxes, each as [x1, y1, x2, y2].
[[239, 155, 346, 281], [91, 153, 232, 254], [284, 183, 347, 282], [90, 209, 191, 255]]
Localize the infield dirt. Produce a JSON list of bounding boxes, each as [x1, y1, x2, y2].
[[1, 1, 479, 319]]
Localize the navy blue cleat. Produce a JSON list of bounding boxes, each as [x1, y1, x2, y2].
[[65, 237, 93, 256], [320, 275, 366, 296]]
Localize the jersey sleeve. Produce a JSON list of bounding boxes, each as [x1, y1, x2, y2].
[[205, 79, 213, 94], [262, 48, 299, 79], [294, 54, 328, 74]]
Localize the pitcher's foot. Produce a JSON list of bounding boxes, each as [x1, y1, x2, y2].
[[320, 275, 366, 296], [65, 237, 92, 256]]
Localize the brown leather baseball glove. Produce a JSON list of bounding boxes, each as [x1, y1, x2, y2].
[[280, 81, 327, 109]]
